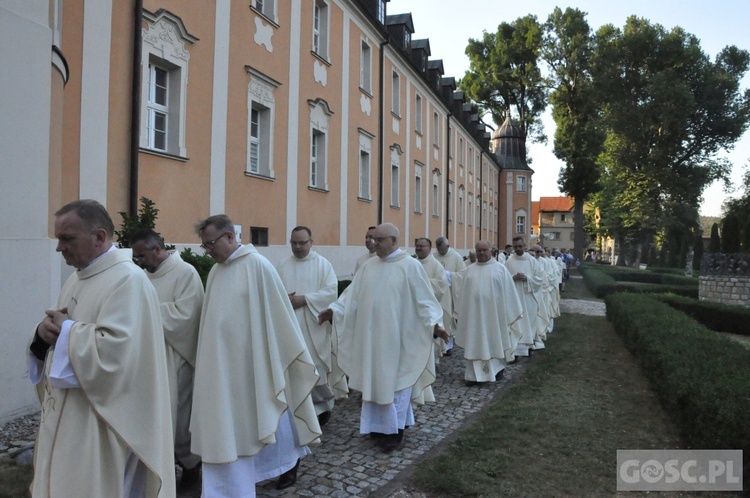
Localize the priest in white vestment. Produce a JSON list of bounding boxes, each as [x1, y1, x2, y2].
[[453, 241, 524, 384], [28, 200, 175, 498], [354, 225, 378, 274], [319, 223, 449, 453], [191, 215, 322, 497], [415, 237, 453, 363], [277, 226, 348, 426], [131, 229, 204, 488], [434, 236, 465, 352], [530, 245, 552, 343], [504, 237, 546, 356]]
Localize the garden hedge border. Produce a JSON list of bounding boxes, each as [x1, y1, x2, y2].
[[655, 294, 750, 337]]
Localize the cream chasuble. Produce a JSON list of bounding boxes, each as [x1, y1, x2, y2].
[[504, 253, 545, 353], [191, 244, 321, 464], [434, 247, 466, 273], [276, 251, 348, 401], [418, 254, 453, 341], [453, 259, 524, 370], [31, 249, 175, 498], [330, 251, 443, 406]]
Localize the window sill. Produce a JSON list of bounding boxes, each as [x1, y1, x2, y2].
[[414, 210, 422, 215], [308, 185, 329, 193], [249, 7, 280, 29], [391, 111, 401, 120], [359, 87, 373, 99], [311, 51, 331, 66], [357, 196, 372, 203], [140, 147, 189, 162], [390, 204, 401, 210], [245, 172, 276, 181]]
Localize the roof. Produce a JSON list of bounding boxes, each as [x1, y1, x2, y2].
[[385, 14, 414, 33], [539, 196, 574, 212], [411, 39, 431, 55]]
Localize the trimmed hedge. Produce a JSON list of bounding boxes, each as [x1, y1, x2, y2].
[[655, 294, 750, 337], [579, 267, 698, 298], [605, 293, 750, 472]]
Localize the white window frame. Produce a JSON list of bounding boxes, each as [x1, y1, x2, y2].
[[476, 196, 481, 228], [140, 11, 197, 157], [415, 162, 424, 214], [516, 212, 527, 234], [468, 193, 473, 226], [432, 169, 440, 217], [312, 0, 329, 60], [415, 94, 422, 133], [448, 182, 453, 221], [458, 185, 465, 223], [390, 145, 402, 208], [146, 64, 169, 151], [358, 131, 373, 200], [377, 0, 386, 24], [252, 0, 277, 22], [360, 39, 372, 93], [309, 99, 332, 190], [391, 71, 400, 116], [516, 175, 527, 192], [246, 68, 279, 178], [433, 111, 440, 145]]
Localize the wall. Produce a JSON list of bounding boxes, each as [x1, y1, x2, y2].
[[699, 253, 750, 308]]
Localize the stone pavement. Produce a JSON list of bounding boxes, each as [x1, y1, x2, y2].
[[178, 345, 532, 497]]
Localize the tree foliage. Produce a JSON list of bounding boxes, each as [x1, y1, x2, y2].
[[461, 15, 547, 143], [543, 7, 604, 260], [721, 212, 741, 253], [589, 17, 750, 264], [115, 197, 159, 248]]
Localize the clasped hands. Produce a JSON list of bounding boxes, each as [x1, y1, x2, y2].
[[37, 307, 69, 346]]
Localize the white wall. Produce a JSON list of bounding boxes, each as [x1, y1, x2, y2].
[[0, 2, 58, 422]]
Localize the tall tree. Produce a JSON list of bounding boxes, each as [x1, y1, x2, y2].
[[590, 17, 750, 265], [721, 212, 741, 252], [543, 7, 604, 261], [461, 15, 547, 143]]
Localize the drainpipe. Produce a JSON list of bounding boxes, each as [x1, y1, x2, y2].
[[377, 39, 390, 224], [129, 0, 143, 217], [444, 114, 451, 238]]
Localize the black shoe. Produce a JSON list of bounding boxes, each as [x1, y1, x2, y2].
[[276, 459, 300, 490], [464, 380, 479, 386], [495, 370, 504, 381], [178, 462, 201, 490], [377, 429, 404, 453], [443, 348, 452, 357], [370, 431, 386, 439], [317, 410, 332, 426]]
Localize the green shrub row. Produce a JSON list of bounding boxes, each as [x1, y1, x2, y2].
[[579, 268, 698, 298], [605, 293, 750, 467], [588, 267, 697, 286], [655, 294, 750, 337]]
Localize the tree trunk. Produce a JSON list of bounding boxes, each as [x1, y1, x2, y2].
[[573, 200, 585, 262]]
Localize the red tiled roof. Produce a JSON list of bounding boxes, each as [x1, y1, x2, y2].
[[538, 196, 574, 212]]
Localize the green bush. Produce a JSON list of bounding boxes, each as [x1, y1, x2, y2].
[[580, 266, 698, 298], [655, 294, 750, 337], [648, 267, 689, 276], [605, 293, 750, 473], [180, 248, 215, 287], [722, 212, 741, 253]]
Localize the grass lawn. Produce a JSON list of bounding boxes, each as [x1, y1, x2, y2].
[[0, 456, 31, 498], [408, 277, 739, 497]]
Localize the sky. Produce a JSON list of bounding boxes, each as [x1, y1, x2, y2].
[[388, 0, 750, 216]]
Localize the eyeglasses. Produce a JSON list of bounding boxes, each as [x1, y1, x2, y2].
[[374, 236, 393, 243], [200, 233, 229, 249], [290, 240, 311, 246]]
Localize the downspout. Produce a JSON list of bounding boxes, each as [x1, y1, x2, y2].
[[129, 0, 143, 217], [444, 114, 451, 237], [377, 39, 390, 224]]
